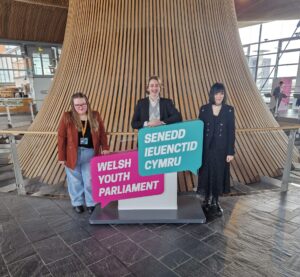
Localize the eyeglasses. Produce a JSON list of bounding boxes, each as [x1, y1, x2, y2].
[[74, 104, 87, 108]]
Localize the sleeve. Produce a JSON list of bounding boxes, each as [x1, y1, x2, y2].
[[163, 99, 182, 124], [227, 107, 235, 155], [97, 113, 109, 151], [57, 113, 67, 161], [131, 100, 144, 129], [198, 105, 204, 120]]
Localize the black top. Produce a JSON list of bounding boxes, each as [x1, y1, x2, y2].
[[131, 97, 182, 129], [78, 120, 94, 148], [199, 104, 235, 156], [209, 115, 218, 150]]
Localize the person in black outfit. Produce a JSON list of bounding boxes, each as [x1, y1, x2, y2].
[[272, 81, 285, 112], [197, 83, 235, 216], [131, 75, 182, 130]]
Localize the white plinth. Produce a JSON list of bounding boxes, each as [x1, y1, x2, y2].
[[118, 172, 177, 210]]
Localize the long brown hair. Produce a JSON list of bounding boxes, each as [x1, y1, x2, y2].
[[66, 92, 98, 131]]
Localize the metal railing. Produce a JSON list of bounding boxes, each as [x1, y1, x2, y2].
[[0, 98, 36, 127], [0, 125, 300, 195]]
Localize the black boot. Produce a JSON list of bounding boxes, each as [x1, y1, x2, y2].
[[202, 197, 211, 212], [211, 197, 223, 217], [216, 202, 223, 217]]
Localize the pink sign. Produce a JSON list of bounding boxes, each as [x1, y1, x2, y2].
[[91, 150, 164, 208]]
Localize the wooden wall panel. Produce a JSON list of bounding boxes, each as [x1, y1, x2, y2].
[[1, 1, 300, 44], [17, 0, 298, 191], [0, 0, 68, 43]]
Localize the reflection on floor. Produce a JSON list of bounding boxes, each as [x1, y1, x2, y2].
[[0, 184, 300, 277]]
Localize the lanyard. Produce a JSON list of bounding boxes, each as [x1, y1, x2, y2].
[[81, 120, 88, 137]]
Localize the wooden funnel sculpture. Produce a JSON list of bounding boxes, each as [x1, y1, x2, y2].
[[18, 0, 296, 191]]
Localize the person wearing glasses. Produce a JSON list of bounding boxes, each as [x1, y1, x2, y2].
[[197, 83, 235, 216], [58, 92, 109, 214], [131, 75, 182, 130]]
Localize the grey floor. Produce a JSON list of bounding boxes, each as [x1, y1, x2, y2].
[[1, 112, 300, 276], [0, 185, 300, 277]]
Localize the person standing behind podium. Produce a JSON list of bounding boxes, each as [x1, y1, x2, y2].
[[197, 83, 235, 216], [131, 75, 182, 130], [58, 92, 109, 214]]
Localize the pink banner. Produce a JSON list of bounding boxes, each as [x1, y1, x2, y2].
[[91, 150, 164, 208]]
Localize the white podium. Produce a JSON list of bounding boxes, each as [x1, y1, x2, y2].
[[118, 173, 177, 210]]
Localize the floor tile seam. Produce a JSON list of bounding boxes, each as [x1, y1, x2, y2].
[[44, 252, 92, 276], [2, 250, 37, 267], [188, 229, 218, 242], [26, 199, 59, 213], [289, 226, 300, 235], [4, 219, 32, 247], [128, 255, 180, 277], [86, 254, 114, 268], [96, 235, 130, 252], [49, 226, 79, 236], [114, 227, 148, 237], [124, 226, 156, 238], [69, 237, 115, 266], [94, 232, 127, 248], [87, 254, 133, 276], [159, 251, 193, 270], [52, 200, 77, 217], [90, 228, 123, 242], [70, 235, 107, 249], [148, 232, 187, 244], [199, 257, 230, 275], [5, 252, 45, 269], [6, 257, 47, 277], [32, 235, 74, 265], [288, 217, 300, 225], [136, 238, 183, 261], [44, 252, 77, 267], [123, 234, 160, 248], [200, 233, 234, 252], [56, 232, 89, 247], [23, 230, 57, 245], [14, 215, 46, 226], [110, 238, 167, 266], [116, 245, 152, 266], [0, 253, 11, 277], [172, 256, 207, 274], [215, 261, 235, 275]]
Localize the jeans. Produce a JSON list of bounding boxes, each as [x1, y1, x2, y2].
[[65, 147, 95, 207]]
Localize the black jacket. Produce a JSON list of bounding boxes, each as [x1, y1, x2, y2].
[[199, 104, 235, 156], [131, 97, 182, 129]]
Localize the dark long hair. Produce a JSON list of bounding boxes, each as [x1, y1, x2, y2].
[[208, 82, 227, 104]]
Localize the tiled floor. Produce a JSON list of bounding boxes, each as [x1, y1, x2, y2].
[[0, 186, 300, 277]]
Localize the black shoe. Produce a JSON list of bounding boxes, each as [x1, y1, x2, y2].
[[74, 205, 84, 214], [87, 206, 95, 214], [211, 197, 217, 207], [216, 202, 223, 217], [202, 198, 211, 212]]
